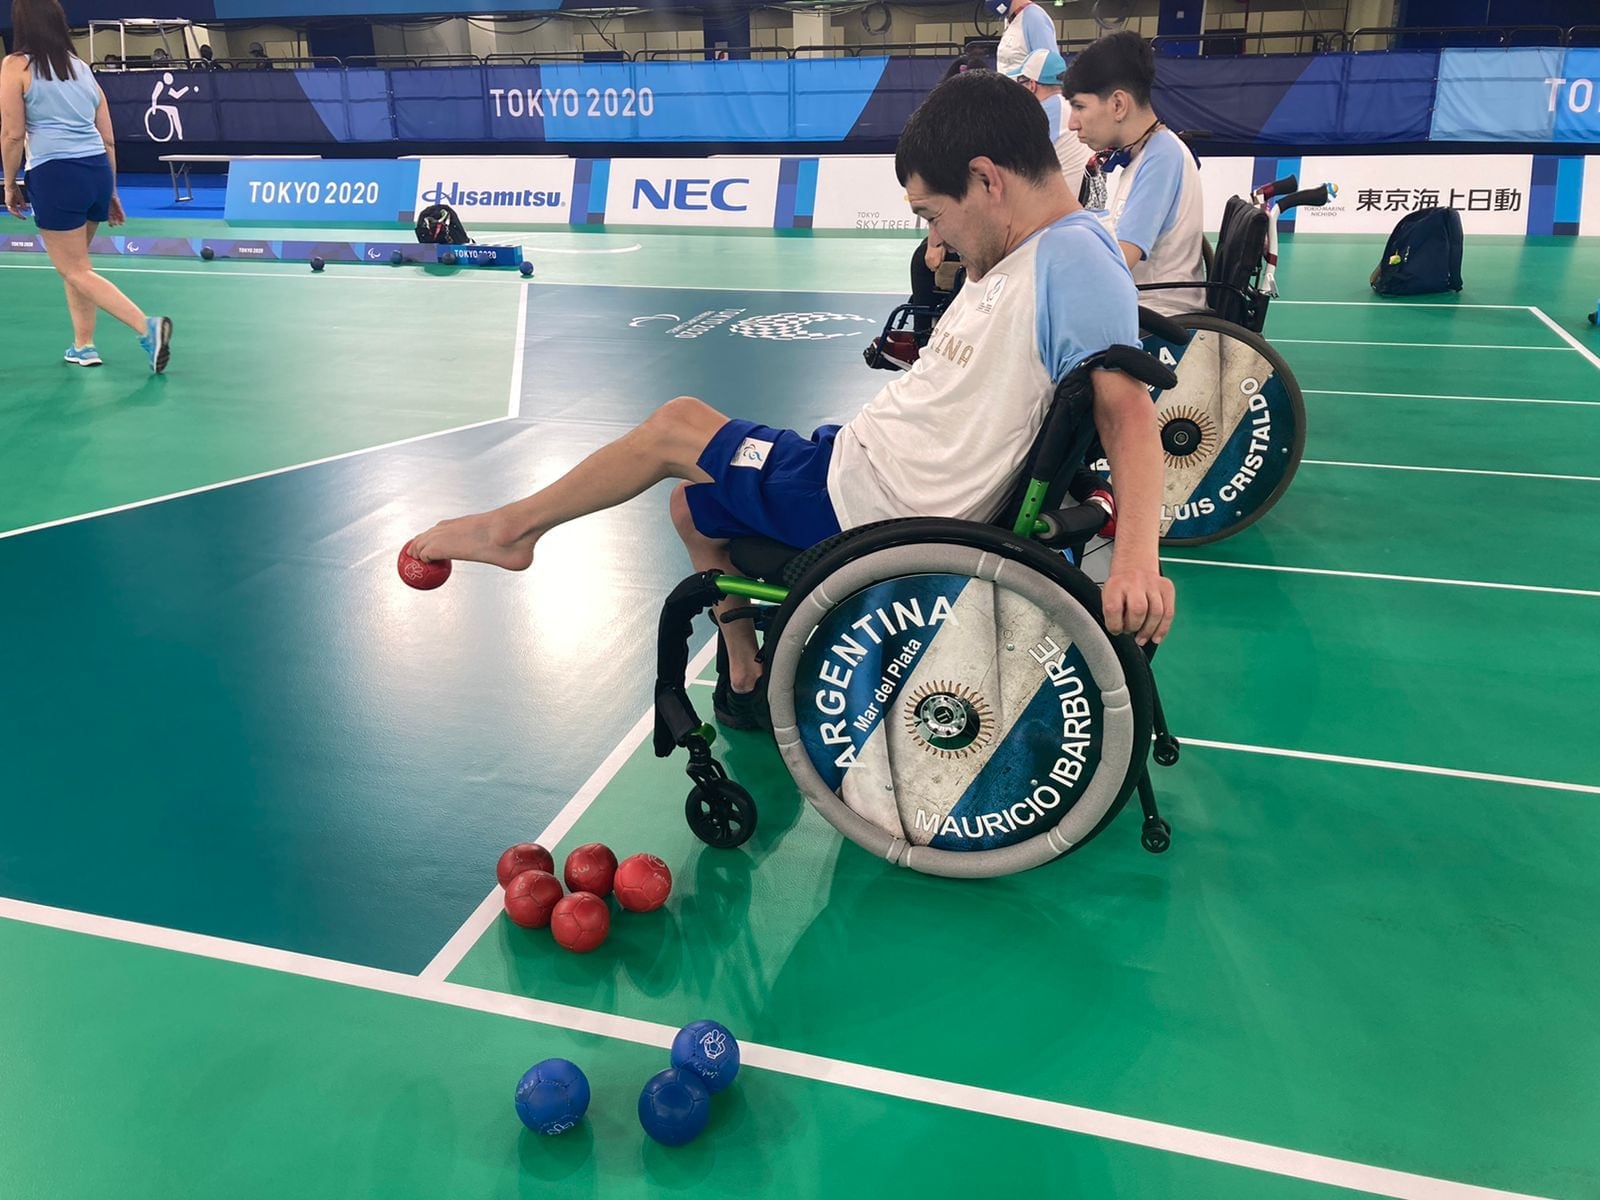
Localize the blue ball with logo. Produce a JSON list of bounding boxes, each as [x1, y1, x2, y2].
[[670, 1019, 740, 1094], [638, 1067, 711, 1146], [514, 1058, 590, 1136]]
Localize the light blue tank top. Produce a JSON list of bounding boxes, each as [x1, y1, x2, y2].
[[22, 54, 106, 168]]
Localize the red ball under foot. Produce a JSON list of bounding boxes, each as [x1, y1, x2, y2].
[[398, 544, 452, 590]]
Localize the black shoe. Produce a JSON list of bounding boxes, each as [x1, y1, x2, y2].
[[713, 672, 771, 732]]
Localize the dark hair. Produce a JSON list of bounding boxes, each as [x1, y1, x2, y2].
[[941, 45, 993, 82], [10, 0, 77, 82], [1060, 30, 1155, 106], [895, 70, 1058, 200]]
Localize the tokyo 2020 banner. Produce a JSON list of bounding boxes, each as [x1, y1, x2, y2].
[[97, 50, 1600, 150]]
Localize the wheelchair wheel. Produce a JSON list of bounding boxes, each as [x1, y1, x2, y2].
[[686, 779, 757, 849], [1138, 313, 1307, 547], [763, 519, 1153, 879]]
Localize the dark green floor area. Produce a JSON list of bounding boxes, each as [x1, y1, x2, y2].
[[0, 918, 1389, 1200]]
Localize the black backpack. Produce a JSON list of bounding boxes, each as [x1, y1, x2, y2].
[[416, 203, 472, 246], [1371, 207, 1463, 296]]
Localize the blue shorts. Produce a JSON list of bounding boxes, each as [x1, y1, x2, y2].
[[684, 420, 844, 549], [26, 154, 113, 232]]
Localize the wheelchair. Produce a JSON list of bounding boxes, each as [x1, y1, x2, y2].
[[654, 333, 1182, 879], [1131, 174, 1332, 544], [864, 175, 1334, 546]]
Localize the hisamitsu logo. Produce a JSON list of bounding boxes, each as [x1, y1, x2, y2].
[[632, 178, 748, 212], [422, 182, 564, 209]]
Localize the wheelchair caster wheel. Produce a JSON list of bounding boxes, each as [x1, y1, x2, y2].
[[1140, 817, 1171, 854], [686, 780, 757, 849], [1153, 735, 1180, 767]]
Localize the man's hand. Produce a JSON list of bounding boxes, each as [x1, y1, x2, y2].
[[1102, 563, 1174, 646], [108, 193, 127, 227], [4, 181, 25, 218]]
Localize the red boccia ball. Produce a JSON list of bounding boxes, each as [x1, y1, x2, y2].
[[397, 544, 452, 591], [563, 843, 618, 897], [496, 842, 556, 888], [613, 853, 673, 913], [550, 892, 610, 953], [504, 870, 564, 929]]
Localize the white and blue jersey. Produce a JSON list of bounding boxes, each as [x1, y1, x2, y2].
[[829, 211, 1138, 529], [1040, 94, 1091, 198], [1109, 127, 1205, 317], [996, 3, 1058, 77]]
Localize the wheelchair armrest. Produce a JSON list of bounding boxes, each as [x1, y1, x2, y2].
[[1102, 343, 1178, 392], [1135, 307, 1191, 346], [1034, 497, 1114, 550]]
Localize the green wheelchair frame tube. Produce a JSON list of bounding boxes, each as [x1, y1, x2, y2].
[[707, 481, 1053, 606]]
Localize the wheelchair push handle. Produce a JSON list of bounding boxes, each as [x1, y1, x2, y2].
[[1255, 174, 1298, 202], [1275, 183, 1335, 214]]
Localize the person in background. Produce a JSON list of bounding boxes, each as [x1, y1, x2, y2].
[[989, 0, 1058, 78], [1063, 30, 1204, 318], [1, 0, 174, 371], [1004, 48, 1091, 202]]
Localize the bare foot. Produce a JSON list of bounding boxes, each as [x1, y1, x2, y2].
[[407, 512, 536, 571]]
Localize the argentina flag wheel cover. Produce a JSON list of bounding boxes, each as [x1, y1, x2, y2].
[[1138, 313, 1307, 546], [766, 522, 1151, 878]]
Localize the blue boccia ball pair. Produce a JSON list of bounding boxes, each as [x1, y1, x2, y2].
[[638, 1020, 741, 1147]]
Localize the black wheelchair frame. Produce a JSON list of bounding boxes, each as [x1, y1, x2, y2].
[[654, 333, 1184, 874]]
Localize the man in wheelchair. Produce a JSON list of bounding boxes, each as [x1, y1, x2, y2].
[[404, 72, 1173, 731]]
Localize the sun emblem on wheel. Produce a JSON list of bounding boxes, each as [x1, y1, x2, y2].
[[903, 680, 996, 759], [1158, 405, 1220, 469]]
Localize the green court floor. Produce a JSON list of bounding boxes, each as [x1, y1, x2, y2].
[[1, 221, 1597, 1199]]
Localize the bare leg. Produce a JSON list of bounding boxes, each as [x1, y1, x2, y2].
[[408, 395, 729, 570], [40, 226, 148, 336], [61, 223, 101, 346], [670, 483, 762, 692]]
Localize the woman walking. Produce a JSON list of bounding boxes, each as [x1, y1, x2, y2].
[[2, 0, 173, 371]]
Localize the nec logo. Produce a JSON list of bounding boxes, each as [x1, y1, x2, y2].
[[632, 178, 748, 212]]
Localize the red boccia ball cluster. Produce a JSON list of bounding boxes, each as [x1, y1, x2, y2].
[[498, 842, 673, 954]]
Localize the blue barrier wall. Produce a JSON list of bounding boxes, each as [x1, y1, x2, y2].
[[96, 52, 1600, 150]]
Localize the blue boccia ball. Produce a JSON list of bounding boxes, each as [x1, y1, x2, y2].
[[670, 1020, 740, 1094], [519, 261, 534, 278], [514, 1058, 590, 1136], [638, 1067, 711, 1146], [390, 250, 405, 266]]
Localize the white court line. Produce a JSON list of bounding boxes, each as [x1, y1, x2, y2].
[[532, 279, 905, 296], [1529, 305, 1600, 372], [419, 635, 719, 982], [1161, 557, 1600, 599], [1185, 739, 1600, 797], [1303, 460, 1600, 483], [517, 243, 643, 255], [508, 282, 531, 419], [0, 261, 506, 283], [1306, 389, 1600, 408], [0, 893, 1552, 1200], [1272, 301, 1531, 309], [1274, 339, 1570, 351], [0, 261, 908, 296], [0, 417, 512, 543]]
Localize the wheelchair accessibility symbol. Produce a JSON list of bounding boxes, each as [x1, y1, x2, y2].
[[144, 72, 194, 143]]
